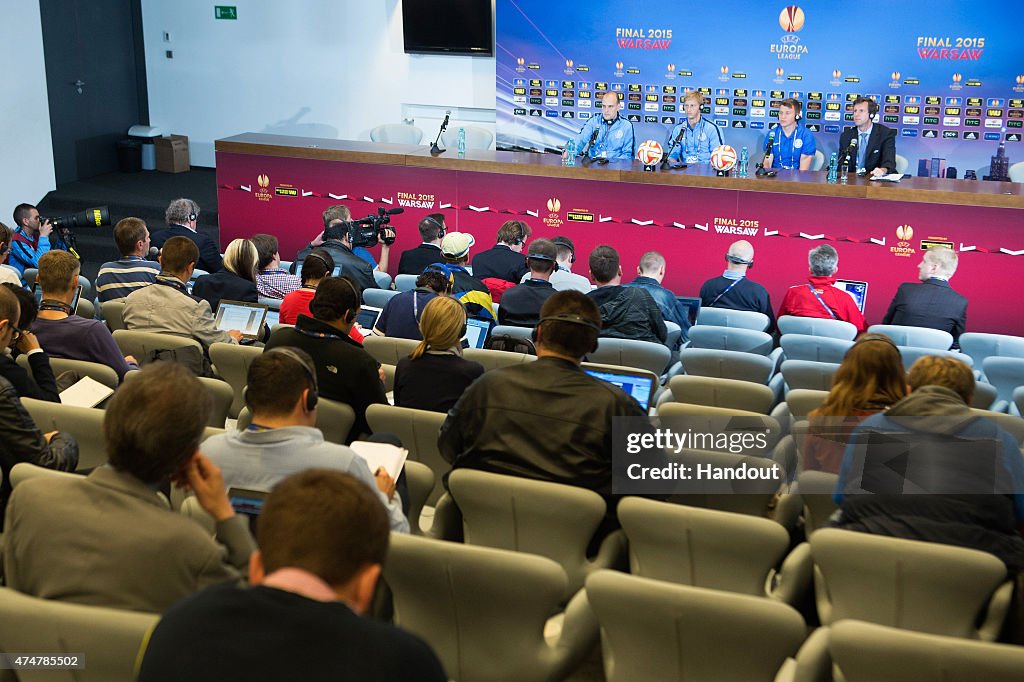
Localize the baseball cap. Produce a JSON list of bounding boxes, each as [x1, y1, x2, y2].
[[441, 232, 475, 259]]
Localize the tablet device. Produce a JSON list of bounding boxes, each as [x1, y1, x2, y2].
[[294, 263, 343, 279], [835, 279, 868, 313], [676, 296, 702, 326], [582, 364, 658, 412], [265, 309, 280, 329], [227, 487, 268, 536], [463, 317, 491, 349], [356, 305, 383, 331], [32, 283, 83, 314], [214, 300, 268, 340]]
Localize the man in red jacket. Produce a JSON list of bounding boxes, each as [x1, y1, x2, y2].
[[777, 244, 866, 333]]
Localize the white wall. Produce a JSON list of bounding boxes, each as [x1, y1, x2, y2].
[[0, 1, 56, 213], [141, 0, 496, 167]]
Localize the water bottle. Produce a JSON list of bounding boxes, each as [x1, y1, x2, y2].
[[457, 127, 466, 157], [564, 139, 577, 167], [738, 147, 749, 177], [827, 152, 838, 184], [839, 153, 849, 184]]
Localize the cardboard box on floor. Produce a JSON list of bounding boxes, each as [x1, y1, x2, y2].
[[155, 134, 190, 173]]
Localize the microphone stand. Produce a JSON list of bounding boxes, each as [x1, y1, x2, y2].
[[579, 128, 599, 165], [430, 114, 450, 155], [660, 128, 687, 170]]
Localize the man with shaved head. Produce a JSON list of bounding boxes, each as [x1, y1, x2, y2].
[[567, 91, 635, 161], [698, 240, 774, 329]]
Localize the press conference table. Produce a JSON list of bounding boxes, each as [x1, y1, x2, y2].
[[216, 134, 1024, 334]]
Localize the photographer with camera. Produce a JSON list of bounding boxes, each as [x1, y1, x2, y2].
[[9, 203, 70, 278], [294, 205, 400, 292]]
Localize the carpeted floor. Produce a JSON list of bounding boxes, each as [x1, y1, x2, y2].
[[35, 167, 219, 281]]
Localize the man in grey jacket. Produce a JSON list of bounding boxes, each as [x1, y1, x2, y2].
[[4, 363, 255, 613], [123, 236, 242, 355]]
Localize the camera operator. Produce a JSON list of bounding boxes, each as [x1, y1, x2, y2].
[[9, 204, 68, 278], [293, 206, 384, 291]]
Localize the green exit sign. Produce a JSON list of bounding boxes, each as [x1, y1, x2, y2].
[[214, 5, 237, 20]]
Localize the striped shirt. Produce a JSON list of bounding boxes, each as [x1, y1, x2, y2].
[[95, 257, 161, 302]]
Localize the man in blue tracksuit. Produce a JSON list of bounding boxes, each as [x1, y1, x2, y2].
[[664, 89, 725, 165], [569, 92, 635, 161]]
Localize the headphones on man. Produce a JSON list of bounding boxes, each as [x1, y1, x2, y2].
[[725, 253, 754, 269], [509, 222, 526, 246], [306, 251, 332, 272], [186, 199, 199, 223], [862, 98, 880, 117], [530, 313, 601, 354], [424, 215, 446, 239], [793, 102, 802, 121], [551, 238, 575, 264], [249, 347, 319, 412]]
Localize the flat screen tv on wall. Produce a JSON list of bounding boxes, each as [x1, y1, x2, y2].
[[403, 0, 493, 56]]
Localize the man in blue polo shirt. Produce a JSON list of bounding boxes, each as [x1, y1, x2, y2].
[[569, 92, 635, 161], [763, 98, 817, 171], [665, 89, 725, 165], [8, 203, 67, 277]]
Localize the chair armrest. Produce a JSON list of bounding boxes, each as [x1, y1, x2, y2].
[[769, 542, 812, 607]]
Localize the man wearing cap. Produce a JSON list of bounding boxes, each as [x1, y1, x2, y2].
[[497, 239, 558, 327], [435, 232, 494, 322]]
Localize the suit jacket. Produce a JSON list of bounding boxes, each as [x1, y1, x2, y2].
[[3, 466, 254, 613], [838, 124, 897, 175], [471, 245, 528, 283], [397, 243, 444, 276], [882, 278, 968, 347], [151, 225, 223, 273]]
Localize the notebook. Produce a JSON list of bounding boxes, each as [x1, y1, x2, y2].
[[214, 300, 268, 340], [582, 364, 658, 411], [227, 487, 269, 536], [31, 283, 83, 314], [463, 317, 491, 349], [356, 305, 383, 331], [675, 296, 702, 326], [835, 279, 869, 313]]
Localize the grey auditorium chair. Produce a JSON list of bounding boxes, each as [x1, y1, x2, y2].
[[795, 469, 839, 535], [21, 398, 106, 472], [663, 447, 786, 517], [782, 620, 1024, 682], [657, 402, 781, 454], [589, 337, 671, 376], [369, 123, 423, 145], [959, 332, 1024, 378], [15, 355, 119, 391], [688, 324, 775, 357], [678, 348, 776, 385], [695, 307, 770, 331], [867, 323, 953, 350], [394, 274, 418, 292], [447, 469, 626, 596], [780, 359, 839, 391], [462, 347, 537, 372], [0, 586, 157, 682], [586, 570, 806, 682], [777, 315, 857, 340], [237, 397, 355, 447], [617, 497, 811, 606], [365, 404, 447, 504], [810, 528, 1013, 640], [385, 533, 598, 682], [208, 342, 262, 418], [362, 287, 400, 309], [657, 374, 775, 413], [101, 300, 126, 331], [780, 333, 853, 363], [982, 356, 1024, 414], [362, 335, 420, 366]]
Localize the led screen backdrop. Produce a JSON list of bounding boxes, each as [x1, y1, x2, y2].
[[496, 0, 1024, 177]]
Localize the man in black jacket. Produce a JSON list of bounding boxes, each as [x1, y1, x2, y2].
[[882, 245, 967, 348], [397, 213, 447, 276], [293, 206, 379, 291], [471, 220, 531, 283], [0, 285, 78, 525], [150, 198, 223, 273], [838, 96, 897, 178], [586, 245, 667, 345]]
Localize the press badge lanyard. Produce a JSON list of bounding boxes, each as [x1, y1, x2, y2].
[[709, 278, 742, 307], [808, 285, 838, 319]]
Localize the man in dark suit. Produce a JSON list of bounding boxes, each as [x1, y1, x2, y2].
[[397, 213, 447, 275], [882, 245, 967, 348], [838, 97, 897, 178], [150, 198, 223, 273], [471, 219, 531, 283]]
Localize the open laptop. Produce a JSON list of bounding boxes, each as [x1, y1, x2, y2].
[[676, 296, 702, 326], [227, 487, 268, 536], [356, 305, 383, 331], [835, 279, 869, 313], [463, 317, 491, 349], [582, 364, 658, 412], [31, 283, 83, 314], [214, 300, 268, 340]]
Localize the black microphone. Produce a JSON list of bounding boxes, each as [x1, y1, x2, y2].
[[430, 110, 451, 155], [385, 207, 404, 215], [842, 135, 858, 171], [147, 246, 160, 259], [756, 130, 776, 176], [661, 126, 687, 169], [580, 127, 600, 163]]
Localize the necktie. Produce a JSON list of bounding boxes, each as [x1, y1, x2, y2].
[[857, 132, 868, 169]]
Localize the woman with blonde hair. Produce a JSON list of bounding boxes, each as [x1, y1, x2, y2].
[[802, 333, 907, 473], [394, 296, 484, 413], [191, 238, 260, 312]]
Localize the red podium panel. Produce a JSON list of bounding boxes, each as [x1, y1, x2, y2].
[[217, 134, 1024, 335]]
